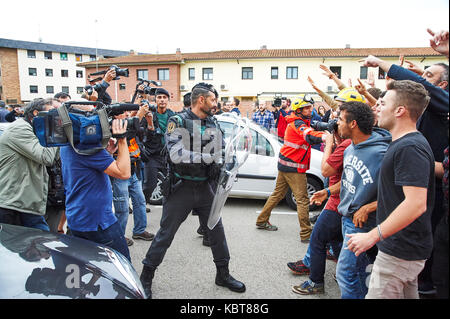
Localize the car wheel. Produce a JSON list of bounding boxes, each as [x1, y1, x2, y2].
[[285, 176, 324, 211], [148, 175, 163, 205]]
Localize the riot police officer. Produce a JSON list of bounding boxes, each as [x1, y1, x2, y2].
[[139, 82, 246, 298]]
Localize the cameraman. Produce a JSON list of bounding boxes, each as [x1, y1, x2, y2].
[[60, 105, 132, 261], [140, 88, 176, 203], [0, 98, 59, 230], [111, 106, 155, 246]]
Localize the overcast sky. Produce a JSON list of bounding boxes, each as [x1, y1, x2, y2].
[[1, 0, 449, 54]]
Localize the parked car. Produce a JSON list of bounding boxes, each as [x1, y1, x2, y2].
[[149, 113, 325, 211], [0, 223, 147, 299]]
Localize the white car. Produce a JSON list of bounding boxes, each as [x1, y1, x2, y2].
[[149, 113, 325, 211], [215, 113, 325, 210]]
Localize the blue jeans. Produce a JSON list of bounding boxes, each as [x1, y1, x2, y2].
[[112, 173, 147, 236], [308, 209, 342, 284], [0, 207, 50, 231], [336, 216, 372, 299], [70, 221, 131, 261]]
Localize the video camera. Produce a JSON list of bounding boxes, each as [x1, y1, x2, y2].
[[272, 98, 282, 107], [89, 65, 129, 80], [311, 118, 338, 133], [33, 101, 141, 155]]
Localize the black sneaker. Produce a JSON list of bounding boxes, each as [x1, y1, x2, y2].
[[287, 260, 310, 275], [132, 231, 155, 241]]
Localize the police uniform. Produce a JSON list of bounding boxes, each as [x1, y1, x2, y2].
[[140, 107, 245, 297]]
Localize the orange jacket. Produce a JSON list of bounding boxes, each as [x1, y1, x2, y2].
[[278, 114, 324, 173]]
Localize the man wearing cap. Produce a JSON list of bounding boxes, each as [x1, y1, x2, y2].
[[141, 88, 176, 204], [140, 82, 246, 298], [256, 95, 328, 243]]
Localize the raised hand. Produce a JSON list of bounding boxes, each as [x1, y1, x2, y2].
[[427, 28, 449, 57], [404, 59, 424, 76]]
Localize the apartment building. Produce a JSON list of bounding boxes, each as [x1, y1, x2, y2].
[[0, 38, 129, 104]]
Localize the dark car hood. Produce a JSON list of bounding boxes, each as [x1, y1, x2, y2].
[[0, 223, 146, 299]]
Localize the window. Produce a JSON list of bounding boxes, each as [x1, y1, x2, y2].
[[271, 67, 278, 79], [61, 69, 69, 77], [286, 67, 298, 79], [330, 66, 342, 79], [89, 55, 96, 61], [218, 122, 274, 157], [45, 68, 53, 77], [77, 87, 84, 94], [62, 86, 69, 94], [76, 70, 83, 78], [44, 51, 52, 60], [378, 68, 386, 79], [158, 68, 170, 81], [202, 68, 213, 80], [119, 83, 126, 90], [27, 50, 36, 58], [30, 85, 38, 93], [360, 66, 368, 80], [28, 68, 37, 76], [46, 86, 54, 94], [60, 52, 68, 61], [137, 69, 148, 80], [242, 67, 253, 80], [188, 68, 195, 80], [75, 54, 82, 62]]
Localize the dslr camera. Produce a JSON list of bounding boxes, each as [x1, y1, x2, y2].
[[89, 65, 129, 81], [311, 118, 338, 133]]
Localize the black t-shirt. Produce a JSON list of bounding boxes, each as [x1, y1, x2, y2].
[[376, 132, 435, 261]]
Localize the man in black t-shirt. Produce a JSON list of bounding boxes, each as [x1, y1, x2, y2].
[[346, 80, 435, 299]]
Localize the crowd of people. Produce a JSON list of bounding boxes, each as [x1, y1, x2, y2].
[[0, 28, 448, 299]]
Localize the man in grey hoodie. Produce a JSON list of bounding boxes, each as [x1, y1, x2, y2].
[[334, 101, 391, 299], [0, 98, 59, 230]]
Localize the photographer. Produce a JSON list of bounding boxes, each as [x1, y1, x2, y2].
[[59, 104, 132, 261], [140, 88, 176, 203], [110, 106, 155, 246], [0, 98, 59, 230], [85, 68, 117, 105]]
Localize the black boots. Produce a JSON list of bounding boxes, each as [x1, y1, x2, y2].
[[215, 266, 246, 293], [140, 266, 155, 299]]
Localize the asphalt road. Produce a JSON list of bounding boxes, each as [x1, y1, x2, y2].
[[125, 197, 341, 299]]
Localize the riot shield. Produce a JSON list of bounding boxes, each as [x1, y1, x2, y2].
[[207, 114, 252, 230]]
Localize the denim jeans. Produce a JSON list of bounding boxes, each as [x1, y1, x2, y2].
[[308, 209, 343, 284], [70, 221, 131, 261], [112, 173, 147, 236], [0, 207, 50, 231], [336, 216, 372, 299]]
